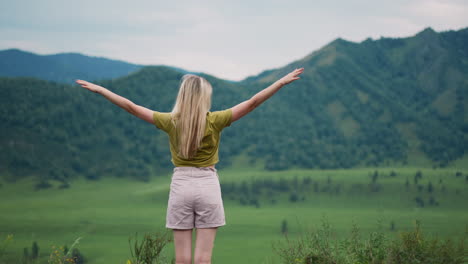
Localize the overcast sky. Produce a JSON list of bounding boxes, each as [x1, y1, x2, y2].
[[1, 0, 467, 81]]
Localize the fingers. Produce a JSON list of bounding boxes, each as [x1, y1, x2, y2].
[[75, 79, 93, 90], [75, 79, 90, 85], [76, 80, 87, 87], [294, 68, 304, 74], [289, 68, 304, 77]]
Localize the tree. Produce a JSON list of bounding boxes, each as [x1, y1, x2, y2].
[[427, 181, 433, 193], [289, 192, 299, 203], [429, 196, 439, 206], [22, 247, 29, 263], [372, 171, 379, 183], [31, 241, 39, 260], [313, 182, 319, 193], [414, 171, 422, 184], [281, 219, 288, 235], [414, 197, 425, 207]]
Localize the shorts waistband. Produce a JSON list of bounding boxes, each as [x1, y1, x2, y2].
[[173, 166, 217, 173]]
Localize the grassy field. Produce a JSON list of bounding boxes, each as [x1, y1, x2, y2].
[[0, 167, 467, 263]]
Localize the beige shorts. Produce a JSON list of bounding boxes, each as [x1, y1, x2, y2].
[[166, 167, 226, 229]]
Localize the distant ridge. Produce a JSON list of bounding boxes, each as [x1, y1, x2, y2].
[[0, 49, 190, 84]]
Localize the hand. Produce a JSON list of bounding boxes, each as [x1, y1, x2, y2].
[[278, 68, 304, 85], [75, 79, 103, 93]]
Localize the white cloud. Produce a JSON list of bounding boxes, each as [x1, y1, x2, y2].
[[408, 0, 467, 18], [406, 0, 468, 29]]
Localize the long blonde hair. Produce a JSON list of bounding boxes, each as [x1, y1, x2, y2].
[[171, 74, 212, 159]]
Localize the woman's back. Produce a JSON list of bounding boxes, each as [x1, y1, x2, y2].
[[153, 108, 232, 167]]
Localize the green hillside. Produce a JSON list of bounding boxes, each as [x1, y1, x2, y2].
[[0, 67, 243, 183], [0, 27, 467, 182], [242, 27, 468, 169]]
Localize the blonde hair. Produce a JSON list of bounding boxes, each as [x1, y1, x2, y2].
[[171, 74, 212, 159]]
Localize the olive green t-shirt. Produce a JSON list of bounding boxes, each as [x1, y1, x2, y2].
[[152, 109, 233, 167]]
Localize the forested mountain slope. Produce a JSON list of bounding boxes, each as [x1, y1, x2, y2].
[[1, 27, 467, 182], [242, 27, 468, 169]]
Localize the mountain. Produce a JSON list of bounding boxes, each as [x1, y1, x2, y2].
[[0, 49, 144, 84], [245, 27, 468, 169], [0, 27, 467, 183]]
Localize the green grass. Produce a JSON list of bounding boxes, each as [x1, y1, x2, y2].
[[0, 167, 467, 264]]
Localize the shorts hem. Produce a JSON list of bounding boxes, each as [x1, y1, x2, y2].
[[166, 225, 194, 230], [195, 222, 226, 228]]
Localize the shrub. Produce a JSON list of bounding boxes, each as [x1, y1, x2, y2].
[[414, 196, 425, 207], [47, 237, 83, 264], [34, 180, 52, 191], [289, 193, 299, 203], [387, 221, 466, 264], [69, 248, 85, 264], [272, 217, 345, 264], [0, 234, 14, 259], [22, 240, 41, 263], [127, 231, 172, 264], [342, 221, 388, 264], [272, 219, 467, 264], [58, 182, 71, 189]]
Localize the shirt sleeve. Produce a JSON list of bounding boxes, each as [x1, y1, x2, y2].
[[153, 111, 172, 132], [211, 108, 233, 131]]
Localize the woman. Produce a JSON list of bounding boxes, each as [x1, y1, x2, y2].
[[76, 67, 304, 264]]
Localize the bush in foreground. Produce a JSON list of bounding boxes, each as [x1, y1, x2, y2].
[[127, 231, 173, 264], [273, 219, 467, 264]]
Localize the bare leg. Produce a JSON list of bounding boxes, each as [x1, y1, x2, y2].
[[193, 227, 218, 264], [173, 229, 193, 264]]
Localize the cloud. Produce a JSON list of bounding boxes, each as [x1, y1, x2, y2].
[[406, 0, 468, 28], [408, 0, 467, 18], [0, 0, 467, 80]]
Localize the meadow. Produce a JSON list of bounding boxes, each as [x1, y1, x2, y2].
[[0, 167, 467, 264]]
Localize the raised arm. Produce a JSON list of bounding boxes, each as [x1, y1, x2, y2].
[[75, 80, 154, 124], [231, 68, 304, 122]]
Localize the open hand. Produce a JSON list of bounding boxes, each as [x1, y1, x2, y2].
[[75, 79, 102, 93], [279, 68, 304, 85]]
